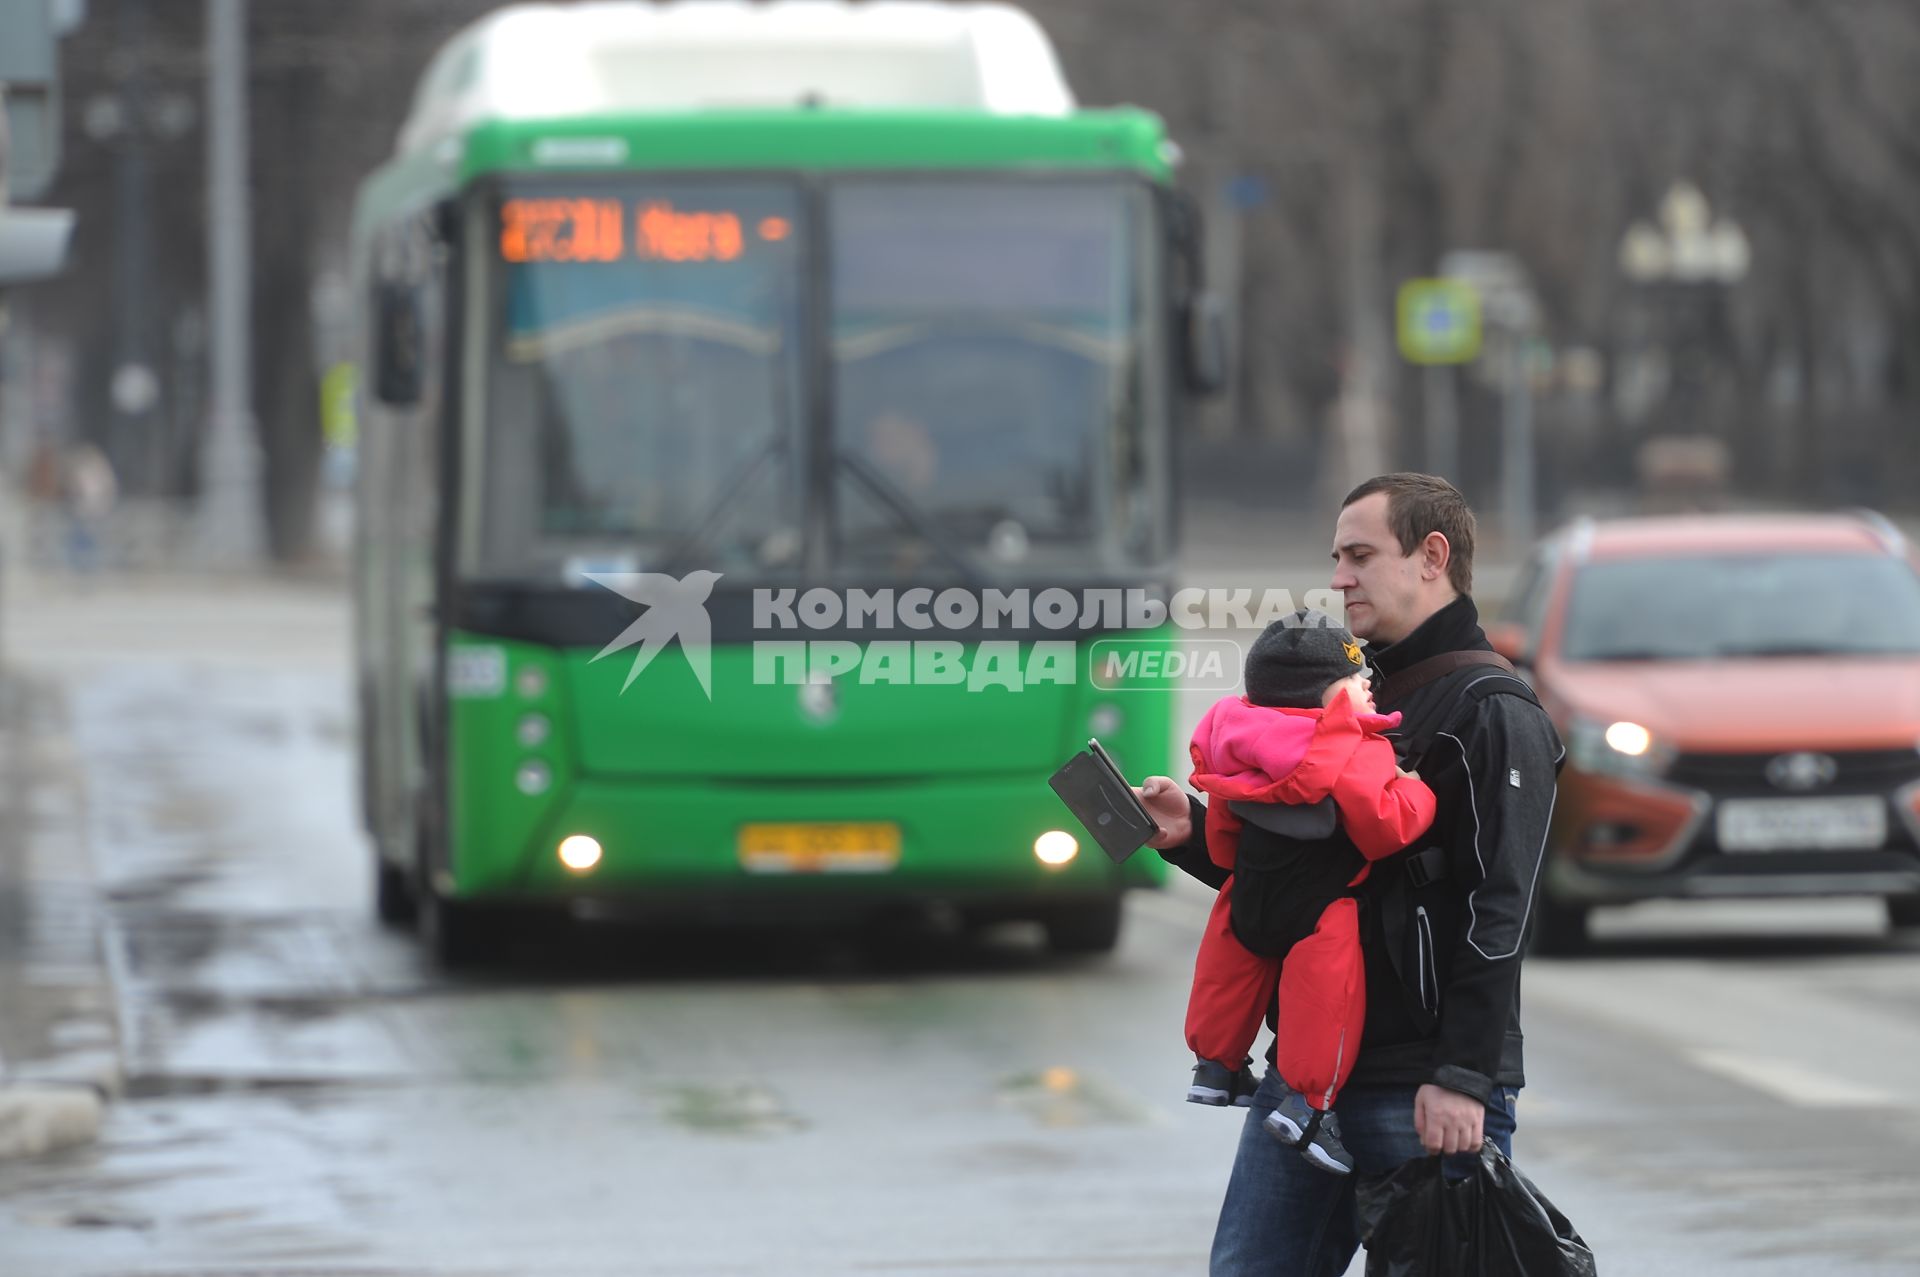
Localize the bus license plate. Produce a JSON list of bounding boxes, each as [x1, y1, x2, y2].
[[737, 823, 901, 874], [1715, 797, 1886, 853]]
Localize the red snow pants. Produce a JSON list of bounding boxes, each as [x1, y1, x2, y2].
[[1185, 881, 1365, 1112]]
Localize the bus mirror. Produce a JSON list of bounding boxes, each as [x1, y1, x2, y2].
[[374, 282, 425, 406], [1163, 187, 1226, 397], [1182, 292, 1227, 396]]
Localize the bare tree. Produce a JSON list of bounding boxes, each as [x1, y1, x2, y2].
[[23, 0, 1920, 564]]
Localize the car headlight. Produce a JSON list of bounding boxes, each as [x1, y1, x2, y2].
[[1566, 716, 1672, 781]]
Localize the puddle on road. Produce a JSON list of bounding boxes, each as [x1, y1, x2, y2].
[[995, 1066, 1155, 1128], [1539, 1119, 1920, 1270], [160, 987, 355, 1025], [122, 1073, 393, 1101], [20, 1206, 155, 1232], [660, 1082, 807, 1136], [106, 869, 215, 909]]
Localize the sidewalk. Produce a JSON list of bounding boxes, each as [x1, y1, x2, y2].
[[0, 556, 353, 1158]]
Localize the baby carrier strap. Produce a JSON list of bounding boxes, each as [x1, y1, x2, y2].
[[1373, 649, 1515, 706]]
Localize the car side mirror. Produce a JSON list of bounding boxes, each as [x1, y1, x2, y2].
[[1485, 621, 1532, 667], [374, 281, 425, 406]]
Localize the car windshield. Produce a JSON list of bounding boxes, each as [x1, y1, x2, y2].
[[829, 179, 1163, 578], [1561, 551, 1920, 661], [470, 179, 805, 582]]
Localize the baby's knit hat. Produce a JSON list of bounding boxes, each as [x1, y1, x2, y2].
[[1243, 608, 1368, 709]]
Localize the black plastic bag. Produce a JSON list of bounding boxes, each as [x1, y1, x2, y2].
[[1355, 1143, 1597, 1276]]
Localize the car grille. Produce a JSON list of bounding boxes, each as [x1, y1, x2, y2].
[[1665, 748, 1920, 795]]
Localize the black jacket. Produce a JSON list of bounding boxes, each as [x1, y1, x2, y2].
[[1161, 596, 1565, 1104]]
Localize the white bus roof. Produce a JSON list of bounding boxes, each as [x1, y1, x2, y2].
[[397, 1, 1077, 156]]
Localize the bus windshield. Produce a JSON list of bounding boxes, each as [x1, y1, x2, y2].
[[831, 179, 1163, 578], [470, 178, 805, 582], [463, 176, 1164, 585]]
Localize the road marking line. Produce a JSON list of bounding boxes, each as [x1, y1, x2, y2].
[[1688, 1048, 1901, 1109]]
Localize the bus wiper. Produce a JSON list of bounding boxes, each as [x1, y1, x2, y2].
[[1716, 642, 1870, 658], [835, 450, 988, 588], [656, 436, 785, 579], [1573, 648, 1690, 662]]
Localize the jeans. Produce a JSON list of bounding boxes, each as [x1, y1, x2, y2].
[[1209, 1070, 1519, 1276]]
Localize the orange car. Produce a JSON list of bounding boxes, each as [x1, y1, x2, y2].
[[1487, 511, 1920, 952]]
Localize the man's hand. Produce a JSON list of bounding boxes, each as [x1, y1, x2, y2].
[[1414, 1084, 1484, 1156], [1135, 776, 1192, 850]]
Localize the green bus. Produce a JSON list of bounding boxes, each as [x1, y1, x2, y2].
[[349, 2, 1221, 963]]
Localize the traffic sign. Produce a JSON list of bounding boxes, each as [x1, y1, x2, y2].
[[1396, 278, 1481, 365], [320, 362, 359, 449]]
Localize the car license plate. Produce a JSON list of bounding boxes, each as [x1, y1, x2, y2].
[[737, 822, 901, 874], [1715, 797, 1887, 853]]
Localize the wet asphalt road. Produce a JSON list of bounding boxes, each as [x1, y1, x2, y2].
[[2, 580, 1920, 1276]]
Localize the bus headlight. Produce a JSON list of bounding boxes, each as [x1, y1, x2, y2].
[[515, 761, 552, 795], [558, 834, 602, 873], [1034, 830, 1079, 867], [1089, 703, 1123, 738], [516, 666, 548, 699]]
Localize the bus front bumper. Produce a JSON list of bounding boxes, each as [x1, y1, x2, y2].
[[454, 773, 1164, 906]]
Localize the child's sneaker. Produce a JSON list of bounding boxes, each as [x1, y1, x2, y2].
[[1262, 1089, 1355, 1175], [1187, 1058, 1259, 1106]]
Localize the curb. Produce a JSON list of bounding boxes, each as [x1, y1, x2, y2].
[[0, 671, 124, 1162]]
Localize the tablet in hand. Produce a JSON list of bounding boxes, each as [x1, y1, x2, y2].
[[1047, 738, 1160, 864]]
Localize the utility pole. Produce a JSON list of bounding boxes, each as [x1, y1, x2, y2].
[[110, 0, 156, 489], [1422, 365, 1458, 481], [1328, 161, 1389, 501], [1396, 277, 1477, 482], [1440, 251, 1539, 551], [1500, 334, 1536, 551], [197, 0, 263, 565]]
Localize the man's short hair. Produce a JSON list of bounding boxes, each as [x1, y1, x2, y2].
[[1341, 473, 1476, 596]]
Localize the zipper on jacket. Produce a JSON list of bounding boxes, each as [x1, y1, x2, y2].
[[1415, 906, 1437, 1013]]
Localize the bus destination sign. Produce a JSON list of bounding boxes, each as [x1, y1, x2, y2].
[[499, 198, 790, 265]]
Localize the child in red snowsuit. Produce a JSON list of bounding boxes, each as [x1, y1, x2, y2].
[[1183, 608, 1436, 1175]]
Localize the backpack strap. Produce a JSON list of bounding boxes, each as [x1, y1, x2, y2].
[[1375, 649, 1515, 706]]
